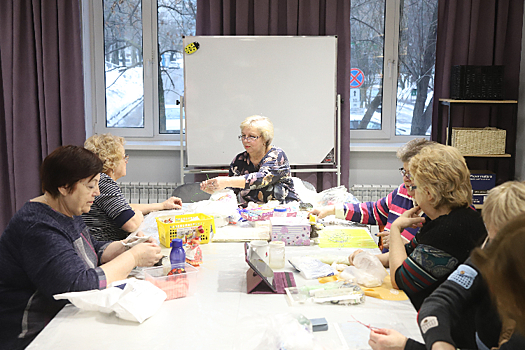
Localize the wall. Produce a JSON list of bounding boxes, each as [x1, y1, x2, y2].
[[515, 12, 525, 182]]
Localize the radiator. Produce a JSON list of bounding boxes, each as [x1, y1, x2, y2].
[[116, 182, 399, 205], [349, 184, 400, 203], [117, 182, 181, 204]]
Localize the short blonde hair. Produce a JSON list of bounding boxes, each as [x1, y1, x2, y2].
[[84, 133, 125, 174], [409, 144, 472, 209], [240, 115, 274, 147], [396, 138, 438, 163], [482, 181, 525, 233]]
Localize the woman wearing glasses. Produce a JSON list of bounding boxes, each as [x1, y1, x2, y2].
[[83, 133, 182, 241], [0, 146, 162, 349], [350, 144, 487, 311], [310, 138, 435, 252], [200, 115, 299, 206]]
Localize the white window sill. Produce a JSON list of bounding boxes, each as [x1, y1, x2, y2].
[[125, 140, 183, 151], [350, 143, 405, 152]]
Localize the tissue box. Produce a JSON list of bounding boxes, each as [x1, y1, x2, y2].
[[143, 263, 198, 300], [270, 217, 311, 246], [470, 170, 496, 191]]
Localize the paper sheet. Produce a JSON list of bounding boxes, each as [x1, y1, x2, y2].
[[319, 227, 378, 249]]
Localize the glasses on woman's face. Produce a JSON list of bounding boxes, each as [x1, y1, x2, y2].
[[408, 184, 417, 191], [123, 154, 130, 163], [238, 135, 260, 142], [399, 167, 411, 180]]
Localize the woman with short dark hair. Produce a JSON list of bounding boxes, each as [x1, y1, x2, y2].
[[0, 145, 163, 350]]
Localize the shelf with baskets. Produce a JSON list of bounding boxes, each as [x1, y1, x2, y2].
[[437, 98, 518, 193], [438, 99, 517, 158]]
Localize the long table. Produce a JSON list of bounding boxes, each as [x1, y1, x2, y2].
[[27, 236, 423, 350]]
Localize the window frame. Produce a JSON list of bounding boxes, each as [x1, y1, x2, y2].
[[350, 0, 430, 143], [84, 0, 182, 141]]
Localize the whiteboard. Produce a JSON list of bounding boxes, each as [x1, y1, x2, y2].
[[183, 36, 337, 166]]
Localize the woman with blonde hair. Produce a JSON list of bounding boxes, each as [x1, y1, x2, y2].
[[350, 144, 487, 310], [200, 115, 299, 205], [367, 181, 525, 350], [83, 133, 182, 241]]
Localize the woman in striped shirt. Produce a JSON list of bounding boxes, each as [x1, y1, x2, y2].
[[83, 133, 182, 241]]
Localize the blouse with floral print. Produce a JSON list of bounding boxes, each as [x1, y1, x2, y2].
[[229, 146, 300, 205]]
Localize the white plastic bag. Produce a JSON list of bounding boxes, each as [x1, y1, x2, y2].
[[340, 251, 387, 287], [186, 189, 238, 227], [53, 278, 167, 323]]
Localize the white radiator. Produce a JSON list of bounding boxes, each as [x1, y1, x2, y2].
[[349, 184, 400, 203], [116, 182, 399, 204], [117, 182, 181, 204]]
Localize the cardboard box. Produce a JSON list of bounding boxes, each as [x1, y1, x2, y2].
[[472, 190, 488, 205], [470, 170, 496, 191], [270, 217, 311, 246]]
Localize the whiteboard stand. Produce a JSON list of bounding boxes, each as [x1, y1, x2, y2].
[[179, 94, 341, 189]]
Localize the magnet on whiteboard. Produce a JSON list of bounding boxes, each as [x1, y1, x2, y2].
[[185, 42, 200, 54]]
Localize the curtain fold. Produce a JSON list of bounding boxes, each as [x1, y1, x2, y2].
[[196, 0, 350, 191], [432, 0, 524, 183], [0, 0, 86, 233]]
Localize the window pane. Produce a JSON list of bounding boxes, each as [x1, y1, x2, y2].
[[395, 0, 438, 135], [103, 0, 144, 128], [350, 0, 385, 130], [157, 0, 196, 134]]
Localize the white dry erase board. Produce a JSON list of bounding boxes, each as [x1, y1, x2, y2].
[[183, 36, 337, 166]]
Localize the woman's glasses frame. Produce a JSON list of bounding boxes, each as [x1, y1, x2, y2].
[[238, 135, 260, 142]]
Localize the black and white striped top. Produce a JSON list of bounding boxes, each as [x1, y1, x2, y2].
[[82, 173, 134, 241]]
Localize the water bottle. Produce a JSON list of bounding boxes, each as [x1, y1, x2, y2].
[[170, 238, 186, 269]]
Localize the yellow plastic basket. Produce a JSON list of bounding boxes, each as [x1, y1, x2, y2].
[[156, 213, 216, 247]]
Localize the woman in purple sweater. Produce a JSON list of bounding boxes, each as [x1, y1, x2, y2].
[[0, 146, 163, 350]]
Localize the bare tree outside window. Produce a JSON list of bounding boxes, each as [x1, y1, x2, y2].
[[350, 0, 437, 136]]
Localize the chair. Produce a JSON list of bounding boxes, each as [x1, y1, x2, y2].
[[171, 182, 211, 203]]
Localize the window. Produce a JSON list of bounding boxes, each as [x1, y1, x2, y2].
[[350, 0, 437, 141], [86, 0, 196, 139]]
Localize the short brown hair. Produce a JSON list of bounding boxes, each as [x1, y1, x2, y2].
[[41, 145, 103, 197], [471, 215, 525, 335], [84, 133, 125, 174], [396, 138, 438, 163], [482, 181, 525, 234], [409, 144, 472, 209]]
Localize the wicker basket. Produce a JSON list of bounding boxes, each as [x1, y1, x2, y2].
[[450, 127, 506, 155]]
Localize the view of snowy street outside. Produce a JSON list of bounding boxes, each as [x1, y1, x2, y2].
[[106, 63, 430, 136]]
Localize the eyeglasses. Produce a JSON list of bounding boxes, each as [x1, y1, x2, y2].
[[408, 184, 417, 191], [399, 167, 411, 179], [238, 135, 260, 142], [123, 154, 129, 163]]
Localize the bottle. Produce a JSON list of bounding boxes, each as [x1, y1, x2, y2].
[[170, 238, 186, 269], [269, 241, 286, 269]]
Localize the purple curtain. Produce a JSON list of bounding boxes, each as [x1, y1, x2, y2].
[[432, 0, 524, 182], [196, 0, 351, 191], [0, 0, 86, 233]]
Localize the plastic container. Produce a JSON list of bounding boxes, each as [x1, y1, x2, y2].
[[144, 263, 198, 300], [273, 207, 287, 217], [170, 238, 186, 268], [269, 241, 286, 269], [156, 213, 216, 247]]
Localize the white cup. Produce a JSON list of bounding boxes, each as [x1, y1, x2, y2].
[[250, 240, 269, 264]]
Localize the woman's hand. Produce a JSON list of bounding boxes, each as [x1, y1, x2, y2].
[[378, 231, 390, 250], [348, 249, 364, 265], [162, 196, 182, 209], [368, 328, 408, 350], [129, 242, 162, 267], [200, 178, 224, 194], [391, 206, 425, 232], [308, 205, 335, 219]]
